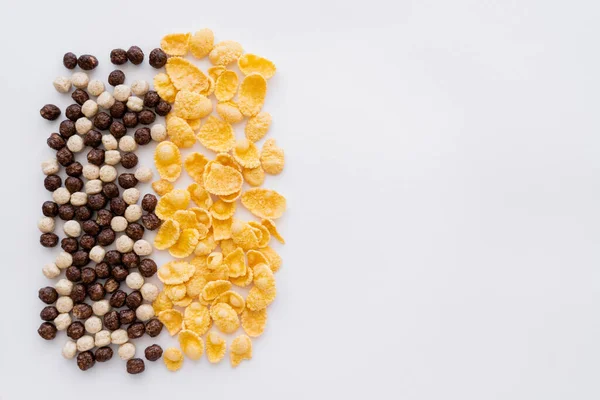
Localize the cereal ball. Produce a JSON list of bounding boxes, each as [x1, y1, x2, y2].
[[89, 245, 106, 263], [131, 80, 149, 96], [127, 321, 144, 337], [65, 104, 83, 121], [134, 167, 153, 183], [119, 343, 136, 360], [55, 251, 73, 269], [156, 100, 171, 116], [150, 124, 167, 142], [108, 70, 125, 86], [121, 153, 138, 169], [99, 165, 117, 182], [75, 117, 93, 135], [127, 46, 144, 64], [53, 76, 72, 93], [66, 135, 84, 153], [77, 351, 95, 371], [56, 296, 74, 313], [111, 216, 128, 232], [71, 89, 89, 106], [124, 205, 142, 222], [40, 306, 59, 321], [134, 127, 152, 145], [92, 300, 111, 316], [77, 335, 95, 352], [62, 340, 77, 359], [140, 283, 159, 302], [54, 313, 72, 331], [85, 179, 102, 195], [127, 358, 145, 374], [104, 150, 121, 166], [138, 110, 156, 126], [63, 220, 81, 237], [149, 48, 167, 68], [81, 100, 98, 118], [70, 192, 88, 206], [126, 96, 144, 112], [113, 85, 131, 102], [95, 346, 113, 362], [55, 278, 73, 295], [135, 304, 154, 322], [87, 79, 105, 96], [82, 164, 100, 180], [40, 233, 58, 248], [41, 159, 59, 175], [38, 217, 55, 233], [139, 259, 157, 278], [110, 48, 128, 65], [125, 272, 144, 290], [39, 287, 58, 304], [53, 188, 71, 205], [85, 316, 103, 334], [63, 52, 78, 69], [47, 133, 66, 150], [123, 188, 140, 205], [94, 330, 111, 347], [42, 263, 61, 279], [111, 329, 128, 345], [97, 91, 115, 109], [102, 134, 118, 150], [94, 112, 113, 130], [77, 54, 99, 70], [71, 72, 89, 89], [119, 136, 137, 152], [116, 235, 134, 253], [56, 148, 74, 167], [133, 240, 152, 256], [123, 112, 138, 127]]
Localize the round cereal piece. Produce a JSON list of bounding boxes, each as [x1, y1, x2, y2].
[[209, 303, 239, 334], [92, 300, 111, 316], [103, 150, 120, 166], [173, 90, 212, 120], [41, 159, 60, 175], [161, 33, 190, 56], [163, 347, 184, 371], [115, 234, 134, 253], [110, 216, 128, 232], [126, 272, 144, 290], [158, 309, 183, 336], [53, 76, 72, 93], [183, 302, 211, 336], [156, 260, 195, 284], [196, 116, 235, 153], [63, 220, 81, 237], [205, 331, 226, 363], [43, 263, 61, 279], [122, 188, 140, 205], [126, 96, 144, 112], [97, 91, 115, 109], [84, 180, 102, 195], [56, 296, 74, 313], [82, 164, 100, 180], [71, 72, 89, 89], [54, 313, 72, 331], [169, 229, 201, 259], [55, 279, 73, 296], [189, 28, 214, 59], [132, 167, 152, 183], [238, 73, 267, 117], [204, 164, 243, 196], [154, 141, 182, 182], [232, 139, 261, 169], [165, 57, 209, 93], [70, 192, 88, 206], [38, 217, 55, 233], [119, 136, 137, 152], [55, 251, 73, 269], [66, 135, 84, 153], [151, 124, 167, 142], [94, 330, 111, 347], [240, 188, 286, 220], [87, 79, 105, 96], [124, 204, 142, 223], [111, 329, 128, 345], [136, 304, 155, 322], [62, 340, 77, 359], [141, 283, 159, 302], [85, 316, 103, 334], [245, 111, 272, 142], [89, 245, 106, 263], [75, 117, 93, 135], [241, 308, 267, 337], [102, 134, 118, 150], [118, 343, 136, 360], [178, 330, 204, 360], [153, 73, 177, 103], [230, 334, 252, 367], [81, 100, 98, 118], [76, 335, 95, 352], [209, 40, 243, 66], [238, 53, 276, 79], [216, 101, 244, 124], [99, 165, 117, 183], [133, 239, 152, 256], [166, 116, 195, 149], [131, 80, 149, 96], [113, 85, 131, 102], [155, 189, 190, 220], [214, 70, 238, 102]]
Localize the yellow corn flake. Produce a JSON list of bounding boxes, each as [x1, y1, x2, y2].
[[154, 141, 182, 182], [166, 57, 209, 93], [185, 274, 207, 299], [178, 330, 204, 360], [246, 249, 269, 270], [189, 28, 214, 59], [207, 251, 223, 268], [187, 183, 213, 209], [215, 70, 239, 102], [172, 210, 199, 230], [231, 219, 260, 250], [204, 164, 243, 196], [187, 118, 202, 131], [219, 190, 242, 203], [210, 303, 240, 333], [153, 219, 180, 250], [230, 335, 252, 367], [260, 138, 285, 175], [153, 73, 177, 103], [189, 207, 212, 229], [194, 232, 218, 255], [253, 263, 276, 291], [213, 290, 245, 314], [212, 218, 232, 241], [206, 331, 226, 363], [203, 76, 215, 96], [245, 112, 272, 142], [169, 228, 201, 258], [246, 264, 277, 311], [214, 153, 242, 172], [172, 296, 194, 307], [229, 264, 253, 287], [183, 151, 210, 184], [196, 116, 235, 152], [209, 40, 243, 66], [190, 255, 207, 269], [202, 263, 229, 282], [238, 73, 267, 117], [261, 219, 285, 244], [153, 291, 173, 314], [157, 260, 196, 285], [210, 199, 236, 221], [152, 179, 174, 196], [201, 280, 232, 301], [241, 308, 267, 337], [242, 166, 265, 187], [183, 302, 212, 336], [161, 33, 191, 56], [167, 115, 196, 149], [163, 347, 184, 371], [248, 221, 271, 248], [164, 284, 187, 301], [208, 66, 226, 82], [158, 309, 184, 336], [232, 139, 261, 169], [223, 247, 246, 278], [155, 189, 191, 220], [173, 90, 213, 120], [258, 246, 282, 273], [220, 239, 237, 256], [238, 54, 276, 79], [216, 101, 244, 124], [241, 188, 286, 220]]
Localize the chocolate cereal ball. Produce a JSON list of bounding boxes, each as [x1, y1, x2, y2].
[[40, 104, 61, 121], [56, 147, 74, 166], [63, 52, 78, 69], [58, 204, 75, 220], [66, 162, 83, 177], [127, 46, 144, 65], [110, 198, 127, 216], [138, 110, 156, 125], [83, 130, 102, 148], [65, 177, 83, 193], [65, 266, 82, 282], [88, 193, 107, 211], [118, 173, 138, 189], [38, 322, 57, 340], [40, 306, 60, 322], [112, 265, 128, 282], [110, 48, 128, 65], [141, 194, 157, 212], [125, 291, 143, 310], [134, 127, 151, 145], [145, 319, 163, 337], [40, 233, 59, 247], [59, 119, 76, 138], [47, 133, 65, 150], [67, 321, 85, 340], [77, 350, 95, 371], [96, 209, 113, 227], [122, 252, 140, 269], [87, 148, 105, 166], [142, 213, 161, 230], [97, 228, 116, 246], [88, 283, 105, 301], [95, 346, 114, 362], [104, 310, 121, 331], [125, 223, 144, 241], [79, 234, 95, 250], [77, 55, 98, 70], [122, 112, 138, 128], [44, 175, 61, 191], [65, 104, 83, 121], [72, 250, 90, 267], [108, 70, 125, 86], [39, 287, 58, 304], [155, 100, 171, 116], [72, 304, 92, 320], [70, 284, 87, 303], [119, 309, 136, 325], [104, 250, 122, 266], [109, 120, 127, 139], [109, 290, 127, 308], [143, 91, 160, 107], [127, 358, 145, 374], [42, 201, 59, 217], [80, 267, 96, 284], [75, 206, 92, 221], [93, 112, 112, 130], [149, 48, 167, 68], [121, 153, 138, 169], [145, 344, 163, 360], [108, 102, 126, 120], [127, 321, 145, 338], [82, 220, 100, 236], [71, 89, 89, 106], [95, 262, 111, 279], [104, 278, 120, 294]]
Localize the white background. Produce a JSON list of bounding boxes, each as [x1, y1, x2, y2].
[[0, 0, 598, 398]]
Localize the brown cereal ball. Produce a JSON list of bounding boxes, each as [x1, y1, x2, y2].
[[110, 101, 127, 119], [109, 290, 127, 308], [139, 258, 157, 278], [144, 319, 163, 337], [110, 198, 127, 216], [59, 119, 76, 138], [77, 55, 98, 70], [65, 104, 83, 121], [40, 306, 59, 321], [95, 262, 111, 279], [88, 283, 105, 301], [118, 173, 138, 189], [65, 177, 83, 193], [47, 133, 65, 150], [109, 120, 127, 139], [42, 201, 59, 217], [121, 153, 138, 169], [155, 100, 171, 116], [67, 321, 85, 340], [141, 213, 161, 231], [122, 252, 140, 269], [127, 46, 144, 65], [95, 346, 114, 362], [122, 112, 138, 128], [111, 265, 129, 282], [80, 267, 96, 284], [72, 304, 93, 320], [38, 322, 57, 340], [138, 110, 156, 125], [63, 52, 78, 69], [65, 266, 82, 282], [126, 358, 145, 374], [40, 233, 59, 248], [101, 183, 119, 200], [71, 89, 89, 106], [143, 91, 160, 107], [40, 104, 61, 121], [93, 112, 112, 130], [127, 321, 145, 338], [96, 209, 113, 227], [141, 194, 158, 213], [97, 228, 116, 246], [88, 194, 107, 211], [77, 350, 96, 371], [75, 206, 92, 221], [104, 310, 121, 330], [56, 148, 74, 166], [70, 284, 87, 303], [87, 148, 105, 166], [108, 70, 125, 86], [82, 220, 100, 236], [149, 48, 167, 68], [125, 291, 143, 311], [39, 287, 58, 304], [79, 234, 95, 251], [66, 162, 83, 177], [83, 130, 102, 148], [104, 250, 122, 266], [44, 175, 62, 191], [72, 250, 90, 267], [119, 309, 136, 325], [58, 204, 75, 220], [144, 344, 163, 361], [110, 48, 128, 65], [134, 127, 151, 145], [125, 223, 145, 240]]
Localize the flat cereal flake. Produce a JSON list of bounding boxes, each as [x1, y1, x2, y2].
[[167, 116, 196, 148], [215, 70, 239, 102], [189, 207, 212, 228], [153, 73, 178, 103], [163, 284, 187, 301], [172, 210, 199, 230], [196, 116, 235, 152], [210, 303, 240, 333], [245, 112, 272, 142], [187, 118, 202, 131], [206, 331, 226, 363], [241, 308, 267, 337], [212, 218, 232, 241], [185, 274, 207, 299], [154, 141, 182, 182], [169, 228, 201, 258], [246, 249, 269, 269], [183, 152, 209, 184], [208, 66, 226, 82], [172, 296, 194, 307], [210, 199, 236, 221], [201, 280, 232, 301], [232, 139, 261, 169], [158, 309, 184, 336], [163, 347, 184, 371], [204, 164, 243, 196], [178, 329, 205, 360], [241, 188, 286, 219], [194, 232, 218, 256], [220, 239, 237, 256], [216, 101, 244, 124], [231, 220, 260, 250], [155, 189, 191, 220], [259, 246, 282, 273], [260, 138, 285, 175], [157, 260, 196, 285], [183, 302, 212, 336], [209, 40, 243, 66], [166, 57, 209, 93], [201, 76, 215, 97], [207, 252, 223, 268], [189, 28, 214, 59], [248, 221, 271, 248], [213, 290, 245, 314], [153, 291, 174, 314], [174, 90, 213, 120], [242, 166, 265, 187], [154, 219, 181, 250], [152, 179, 174, 196], [238, 54, 276, 79], [214, 153, 242, 172], [230, 335, 252, 367], [238, 73, 267, 117], [229, 263, 253, 287], [187, 183, 213, 209], [246, 264, 277, 310], [161, 33, 191, 56]]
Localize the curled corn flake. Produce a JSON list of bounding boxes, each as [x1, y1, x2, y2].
[[153, 73, 177, 103], [154, 219, 180, 250], [158, 309, 184, 336], [156, 189, 191, 220], [178, 330, 204, 360], [189, 207, 212, 228], [261, 219, 285, 244], [164, 284, 187, 301], [152, 179, 174, 196], [207, 252, 223, 267], [209, 40, 243, 66], [163, 347, 184, 371], [259, 246, 282, 273], [215, 70, 239, 102], [246, 285, 276, 311], [166, 57, 209, 93], [212, 218, 232, 241], [213, 290, 245, 314], [157, 260, 196, 285], [208, 66, 226, 82], [185, 275, 207, 298], [231, 220, 260, 250], [173, 296, 194, 307], [189, 28, 214, 59], [204, 164, 243, 196], [173, 210, 199, 230], [183, 302, 212, 336], [187, 118, 202, 131], [200, 263, 229, 282], [194, 232, 218, 256], [153, 291, 173, 314], [196, 116, 235, 152], [161, 33, 191, 56], [167, 116, 196, 149], [183, 152, 209, 184], [260, 138, 285, 175], [253, 263, 276, 291], [229, 264, 253, 287], [169, 228, 201, 258], [238, 54, 276, 79], [206, 331, 226, 363], [174, 90, 213, 120], [248, 221, 271, 248], [187, 183, 213, 209], [210, 303, 240, 333], [220, 239, 237, 256], [239, 73, 267, 117], [246, 250, 269, 269], [190, 255, 207, 269], [202, 76, 215, 96], [242, 166, 265, 187], [210, 199, 236, 221], [230, 335, 252, 367], [154, 141, 182, 182], [241, 308, 267, 337], [241, 188, 286, 220], [214, 153, 242, 172], [220, 189, 242, 203], [216, 101, 244, 124], [245, 112, 272, 142], [201, 280, 232, 301], [232, 139, 261, 169]]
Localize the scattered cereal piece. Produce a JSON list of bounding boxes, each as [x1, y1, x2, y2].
[[212, 218, 232, 241], [185, 274, 207, 298], [242, 166, 265, 187], [210, 303, 240, 333], [238, 54, 277, 79], [164, 284, 186, 302], [258, 246, 282, 273], [173, 90, 212, 120], [201, 280, 232, 301], [189, 207, 212, 229], [208, 66, 226, 82], [260, 138, 285, 175], [152, 179, 174, 196], [238, 73, 267, 117], [158, 309, 184, 336], [206, 331, 226, 363], [248, 221, 271, 248], [172, 210, 200, 230], [187, 118, 202, 131], [210, 200, 236, 221], [153, 219, 181, 250], [232, 139, 261, 169], [204, 163, 243, 196], [241, 308, 267, 337], [163, 347, 184, 371], [183, 152, 209, 183], [216, 101, 244, 124], [153, 73, 177, 103], [246, 249, 269, 269], [178, 330, 204, 360], [157, 260, 196, 285], [196, 116, 235, 152], [183, 302, 212, 336], [231, 220, 260, 250], [166, 57, 209, 93], [246, 264, 277, 310], [188, 183, 213, 209], [169, 228, 201, 258], [172, 296, 194, 307], [220, 239, 237, 256], [261, 219, 285, 244], [229, 264, 253, 287], [152, 291, 174, 314], [241, 188, 286, 219], [230, 335, 252, 367], [215, 70, 239, 102], [194, 232, 218, 256], [166, 116, 196, 148], [189, 28, 214, 59], [161, 33, 191, 56], [213, 290, 245, 314], [154, 141, 182, 182], [155, 189, 191, 220], [209, 40, 243, 66]]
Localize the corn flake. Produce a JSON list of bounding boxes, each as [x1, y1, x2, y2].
[[246, 250, 269, 269], [230, 335, 252, 367], [220, 190, 242, 203], [261, 219, 285, 244], [209, 40, 243, 66], [164, 347, 184, 371], [169, 228, 201, 258], [215, 153, 242, 171], [153, 291, 173, 314], [185, 275, 206, 299], [152, 179, 174, 196], [212, 218, 232, 241], [260, 138, 285, 175], [223, 247, 246, 278], [189, 28, 214, 59], [245, 112, 272, 142], [194, 232, 218, 255], [239, 73, 267, 117], [178, 330, 204, 360], [174, 90, 213, 120], [229, 264, 253, 287], [166, 57, 209, 93], [207, 252, 223, 268], [210, 199, 236, 221], [167, 116, 196, 149], [220, 239, 237, 256], [187, 183, 213, 209], [232, 139, 261, 169], [172, 210, 199, 230], [241, 308, 267, 337], [201, 280, 232, 301], [246, 264, 277, 310], [154, 219, 180, 250], [241, 188, 286, 219], [215, 70, 239, 102], [189, 207, 212, 228], [153, 73, 178, 103], [206, 331, 226, 363], [157, 260, 196, 285], [208, 66, 226, 82], [182, 154, 207, 185], [259, 246, 282, 273], [164, 284, 187, 301], [154, 141, 182, 182], [204, 163, 243, 196], [242, 166, 265, 187], [210, 303, 240, 333], [183, 302, 212, 336], [196, 116, 235, 152], [155, 189, 191, 220], [213, 290, 245, 314], [216, 101, 244, 124], [231, 220, 260, 250], [238, 54, 276, 79], [248, 221, 270, 248], [173, 296, 194, 307], [161, 33, 191, 56], [158, 309, 184, 336]]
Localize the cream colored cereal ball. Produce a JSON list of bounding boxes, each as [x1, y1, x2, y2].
[[71, 72, 89, 89], [126, 272, 144, 290], [124, 205, 142, 222], [83, 164, 100, 180], [133, 240, 152, 256], [92, 300, 111, 316], [111, 329, 128, 345], [38, 217, 55, 233], [99, 165, 117, 182], [55, 278, 73, 295], [52, 188, 71, 205], [111, 216, 128, 232], [116, 235, 134, 253], [102, 135, 118, 150], [95, 330, 111, 347], [118, 343, 136, 360], [104, 150, 121, 165], [75, 117, 93, 135], [84, 316, 103, 334], [134, 167, 153, 183], [150, 124, 167, 142], [119, 136, 137, 152], [135, 304, 155, 322], [70, 192, 87, 206], [140, 283, 159, 302], [113, 85, 131, 102], [126, 96, 144, 112], [42, 263, 60, 279], [66, 135, 84, 152], [123, 188, 140, 205], [131, 80, 149, 96], [97, 91, 115, 109], [63, 220, 81, 237], [81, 100, 98, 118], [85, 179, 102, 195], [76, 335, 94, 352], [87, 79, 105, 96], [41, 159, 59, 175], [62, 340, 77, 359], [54, 313, 72, 331], [55, 251, 73, 269], [89, 245, 106, 263], [53, 76, 71, 93], [56, 296, 73, 313]]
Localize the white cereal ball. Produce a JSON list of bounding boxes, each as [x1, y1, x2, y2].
[[56, 296, 74, 313], [123, 188, 140, 205], [95, 330, 111, 347], [42, 263, 61, 279], [133, 240, 152, 256], [131, 80, 150, 96], [119, 136, 137, 152], [111, 216, 128, 232], [55, 251, 73, 269], [113, 85, 131, 102], [87, 79, 105, 96], [124, 205, 142, 222], [97, 91, 115, 109], [150, 124, 167, 142], [55, 278, 73, 295], [102, 135, 118, 150], [116, 235, 134, 253], [89, 245, 106, 263], [75, 117, 93, 135], [71, 72, 89, 89], [41, 159, 59, 175], [141, 283, 159, 302], [118, 343, 136, 360], [104, 150, 121, 165], [62, 340, 77, 359], [63, 220, 81, 237], [76, 335, 95, 352], [126, 272, 144, 290], [66, 135, 84, 152], [38, 217, 55, 233], [134, 166, 153, 183], [70, 192, 88, 206], [81, 99, 99, 118], [92, 300, 111, 316], [99, 165, 117, 182], [52, 188, 71, 205], [54, 313, 72, 331], [135, 304, 155, 322], [82, 164, 100, 180], [126, 96, 144, 112], [111, 329, 128, 345], [84, 316, 103, 334], [53, 76, 71, 93], [85, 179, 102, 195]]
